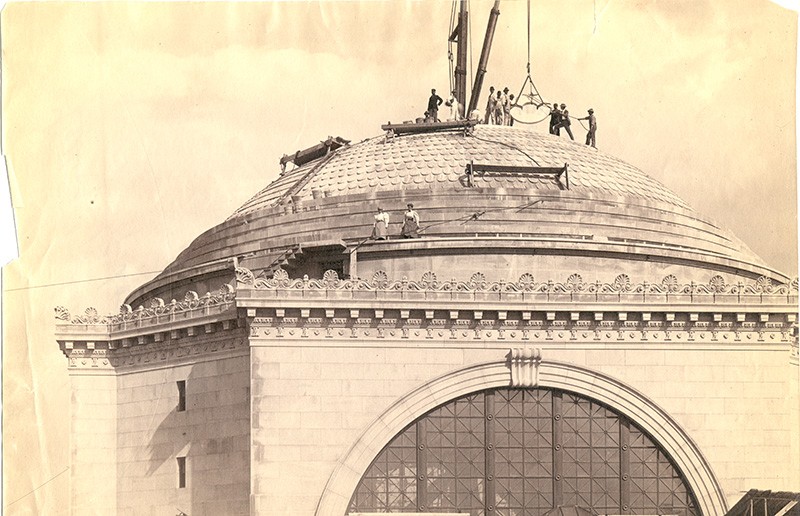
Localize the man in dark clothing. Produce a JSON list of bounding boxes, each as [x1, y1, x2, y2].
[[428, 89, 443, 122], [555, 103, 574, 140], [549, 103, 562, 135]]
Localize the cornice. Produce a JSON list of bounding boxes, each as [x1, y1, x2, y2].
[[236, 268, 797, 358], [55, 285, 243, 372], [58, 322, 248, 372], [54, 269, 799, 371]]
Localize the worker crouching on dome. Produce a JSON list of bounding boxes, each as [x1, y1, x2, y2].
[[401, 203, 420, 238]]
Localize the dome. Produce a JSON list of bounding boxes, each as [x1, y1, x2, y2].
[[232, 125, 689, 216], [125, 125, 786, 306]]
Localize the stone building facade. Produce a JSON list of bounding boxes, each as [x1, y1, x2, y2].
[[55, 125, 799, 515]]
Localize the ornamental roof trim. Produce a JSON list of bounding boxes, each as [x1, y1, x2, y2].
[[237, 267, 798, 299], [55, 270, 798, 342]]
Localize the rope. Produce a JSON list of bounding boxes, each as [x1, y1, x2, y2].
[[348, 193, 555, 246], [349, 233, 376, 254], [468, 134, 540, 166], [418, 197, 547, 234], [4, 467, 70, 508], [351, 158, 558, 241], [448, 2, 456, 95], [527, 0, 531, 71], [508, 0, 552, 123], [509, 109, 550, 125]]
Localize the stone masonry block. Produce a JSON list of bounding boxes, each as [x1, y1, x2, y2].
[[624, 350, 665, 365], [252, 360, 281, 379], [279, 362, 322, 380], [585, 349, 626, 367], [341, 378, 386, 396], [298, 412, 343, 430], [270, 379, 344, 397]]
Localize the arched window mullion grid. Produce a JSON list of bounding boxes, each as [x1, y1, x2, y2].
[[552, 390, 563, 509], [348, 387, 699, 516], [621, 418, 631, 513], [417, 419, 427, 511]]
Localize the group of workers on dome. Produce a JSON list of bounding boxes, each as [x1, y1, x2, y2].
[[372, 204, 420, 240], [421, 87, 597, 148], [423, 87, 516, 125], [549, 103, 597, 148], [483, 86, 516, 125]]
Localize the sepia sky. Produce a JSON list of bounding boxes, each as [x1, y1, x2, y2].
[[1, 1, 797, 513]]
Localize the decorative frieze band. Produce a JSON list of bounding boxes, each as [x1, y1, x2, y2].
[[235, 268, 798, 304], [246, 313, 794, 346], [59, 329, 247, 371], [54, 284, 236, 328]]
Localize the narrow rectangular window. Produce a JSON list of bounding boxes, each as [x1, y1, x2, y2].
[[177, 380, 186, 412], [177, 456, 186, 488]]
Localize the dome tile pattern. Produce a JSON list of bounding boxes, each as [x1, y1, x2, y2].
[[231, 125, 690, 219]]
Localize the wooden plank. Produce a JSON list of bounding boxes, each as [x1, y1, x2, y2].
[[465, 161, 569, 189], [471, 164, 565, 175]]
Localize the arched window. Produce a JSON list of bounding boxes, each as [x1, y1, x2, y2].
[[348, 388, 699, 516]]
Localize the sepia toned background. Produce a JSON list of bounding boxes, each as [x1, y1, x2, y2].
[[2, 1, 797, 514]]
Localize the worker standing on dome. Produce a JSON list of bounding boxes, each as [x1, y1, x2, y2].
[[501, 87, 510, 124], [506, 94, 515, 126], [443, 99, 453, 120], [493, 90, 504, 125], [427, 89, 443, 122], [447, 91, 463, 121], [578, 108, 597, 148], [549, 103, 562, 135], [453, 99, 464, 121], [400, 203, 420, 238], [554, 103, 574, 140], [484, 86, 496, 124], [373, 207, 390, 240]]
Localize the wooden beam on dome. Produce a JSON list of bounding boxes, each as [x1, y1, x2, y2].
[[279, 136, 350, 173], [466, 161, 570, 190], [381, 119, 478, 136]]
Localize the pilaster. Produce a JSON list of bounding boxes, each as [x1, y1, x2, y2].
[[63, 339, 118, 515]]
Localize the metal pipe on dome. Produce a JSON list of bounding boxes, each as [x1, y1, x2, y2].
[[468, 1, 501, 115]]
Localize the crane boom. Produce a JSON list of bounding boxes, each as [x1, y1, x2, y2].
[[452, 0, 469, 110], [467, 1, 501, 115]]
